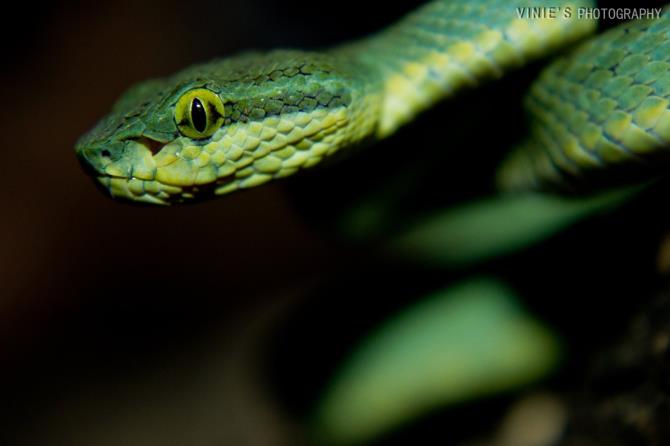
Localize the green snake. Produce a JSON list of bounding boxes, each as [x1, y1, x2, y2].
[[76, 0, 669, 206]]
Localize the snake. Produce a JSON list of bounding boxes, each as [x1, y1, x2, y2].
[[75, 0, 669, 208]]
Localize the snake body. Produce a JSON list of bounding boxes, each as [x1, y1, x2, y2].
[[499, 11, 670, 192], [76, 0, 601, 205]]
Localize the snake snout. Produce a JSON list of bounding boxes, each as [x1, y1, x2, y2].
[[75, 142, 112, 177], [75, 146, 103, 180]]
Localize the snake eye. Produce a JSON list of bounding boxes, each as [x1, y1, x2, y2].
[[174, 88, 224, 139]]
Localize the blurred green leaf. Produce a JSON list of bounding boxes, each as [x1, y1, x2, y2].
[[388, 188, 638, 267], [312, 277, 561, 445]]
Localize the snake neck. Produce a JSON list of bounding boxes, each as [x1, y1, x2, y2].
[[333, 0, 596, 139]]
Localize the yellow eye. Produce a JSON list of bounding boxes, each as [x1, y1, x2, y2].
[[174, 88, 225, 139]]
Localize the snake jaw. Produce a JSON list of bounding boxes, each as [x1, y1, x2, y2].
[[78, 137, 185, 205], [78, 133, 217, 205], [96, 176, 173, 205]]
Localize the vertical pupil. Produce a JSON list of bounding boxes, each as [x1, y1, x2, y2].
[[190, 98, 207, 133]]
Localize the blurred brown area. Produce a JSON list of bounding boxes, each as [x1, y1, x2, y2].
[[0, 1, 421, 444], [561, 286, 670, 446]]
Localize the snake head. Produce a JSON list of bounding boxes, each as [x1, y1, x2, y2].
[[76, 50, 373, 205]]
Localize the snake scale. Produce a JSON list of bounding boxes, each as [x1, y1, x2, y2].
[[76, 0, 670, 205]]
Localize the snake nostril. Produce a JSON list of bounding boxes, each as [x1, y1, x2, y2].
[[101, 149, 111, 159]]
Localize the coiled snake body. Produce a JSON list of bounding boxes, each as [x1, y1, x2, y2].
[[76, 0, 669, 206]]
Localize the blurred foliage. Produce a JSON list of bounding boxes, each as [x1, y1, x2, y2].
[[312, 278, 561, 445], [387, 187, 639, 268]]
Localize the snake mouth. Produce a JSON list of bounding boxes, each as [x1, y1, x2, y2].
[[85, 137, 179, 205], [90, 143, 232, 206]]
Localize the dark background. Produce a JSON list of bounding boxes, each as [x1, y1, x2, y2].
[[2, 1, 670, 445]]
